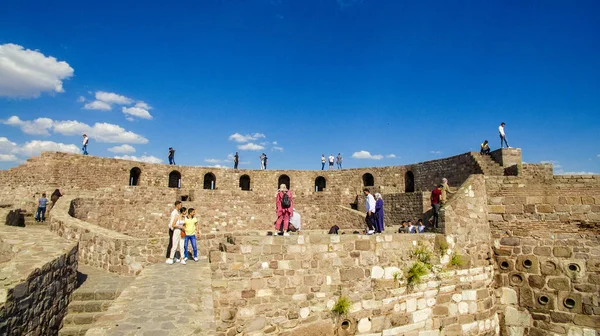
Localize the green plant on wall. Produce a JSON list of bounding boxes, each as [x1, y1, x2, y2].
[[411, 242, 433, 269], [405, 261, 429, 287], [437, 239, 449, 256], [449, 253, 465, 268], [331, 296, 352, 316]]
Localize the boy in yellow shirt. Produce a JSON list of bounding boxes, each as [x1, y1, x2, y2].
[[183, 208, 199, 262]]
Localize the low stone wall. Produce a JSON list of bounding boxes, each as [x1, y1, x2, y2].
[[208, 233, 498, 336], [0, 226, 78, 335], [494, 232, 600, 335], [383, 192, 429, 227]]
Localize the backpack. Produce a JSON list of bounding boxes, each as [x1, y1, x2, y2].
[[281, 191, 291, 209]]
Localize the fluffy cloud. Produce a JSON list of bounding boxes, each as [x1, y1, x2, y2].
[[122, 106, 152, 120], [134, 101, 150, 109], [0, 154, 18, 162], [229, 133, 266, 143], [2, 116, 54, 135], [3, 116, 149, 144], [386, 154, 396, 158], [95, 91, 132, 105], [204, 158, 224, 164], [77, 96, 86, 103], [238, 143, 265, 151], [107, 144, 136, 154], [0, 137, 17, 153], [272, 146, 284, 152], [114, 155, 162, 164], [352, 151, 383, 160], [0, 43, 74, 98], [12, 140, 80, 156], [84, 100, 112, 111]]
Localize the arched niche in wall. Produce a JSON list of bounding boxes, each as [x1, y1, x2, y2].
[[315, 176, 326, 192], [278, 174, 290, 190], [405, 171, 415, 193], [204, 172, 216, 190], [168, 170, 181, 188], [362, 173, 374, 187], [129, 167, 141, 186], [239, 175, 251, 191]]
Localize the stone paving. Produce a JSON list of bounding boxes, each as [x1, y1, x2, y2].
[[74, 265, 135, 300], [85, 257, 215, 336]]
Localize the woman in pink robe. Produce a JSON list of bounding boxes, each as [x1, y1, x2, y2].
[[275, 184, 294, 235]]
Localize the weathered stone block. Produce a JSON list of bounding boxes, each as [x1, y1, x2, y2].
[[340, 267, 365, 281], [547, 277, 571, 291], [533, 246, 551, 256], [500, 237, 520, 246], [553, 247, 572, 258], [488, 205, 506, 214], [535, 204, 554, 213]]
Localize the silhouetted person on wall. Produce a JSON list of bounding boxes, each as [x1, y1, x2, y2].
[[321, 154, 326, 170], [234, 152, 239, 169], [168, 147, 176, 165], [336, 153, 343, 169], [275, 184, 293, 236], [263, 154, 268, 169], [260, 153, 266, 169]]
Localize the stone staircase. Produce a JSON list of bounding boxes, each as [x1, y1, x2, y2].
[[472, 152, 505, 176], [58, 265, 134, 336]]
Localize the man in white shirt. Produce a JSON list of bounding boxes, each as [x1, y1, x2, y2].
[[363, 188, 376, 235], [82, 134, 89, 155], [166, 201, 182, 262], [328, 154, 335, 170], [499, 122, 510, 148]]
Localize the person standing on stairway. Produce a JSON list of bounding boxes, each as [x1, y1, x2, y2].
[[440, 178, 455, 205], [499, 122, 510, 148]]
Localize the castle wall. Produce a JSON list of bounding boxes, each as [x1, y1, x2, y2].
[[0, 226, 78, 335], [208, 234, 498, 336]]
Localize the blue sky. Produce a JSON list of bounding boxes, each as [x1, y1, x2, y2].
[[1, 0, 599, 173]]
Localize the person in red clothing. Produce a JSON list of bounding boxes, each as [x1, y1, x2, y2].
[[275, 184, 294, 236], [430, 185, 443, 228]]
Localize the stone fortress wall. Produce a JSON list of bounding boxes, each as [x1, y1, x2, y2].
[[0, 148, 598, 335]]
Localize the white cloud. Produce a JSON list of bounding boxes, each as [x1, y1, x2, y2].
[[122, 106, 152, 120], [12, 140, 80, 156], [207, 164, 229, 169], [84, 100, 112, 111], [107, 144, 136, 154], [272, 146, 284, 152], [352, 150, 383, 160], [430, 151, 441, 155], [77, 96, 86, 103], [95, 91, 132, 105], [238, 143, 265, 151], [0, 43, 74, 98], [0, 137, 17, 153], [0, 154, 18, 162], [125, 117, 134, 122], [272, 141, 278, 145], [135, 101, 150, 109], [2, 116, 54, 135], [3, 116, 149, 144], [386, 154, 396, 158], [229, 133, 266, 143], [114, 155, 162, 164], [204, 158, 224, 164]]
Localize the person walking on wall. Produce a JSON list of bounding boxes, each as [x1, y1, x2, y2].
[[166, 207, 187, 265], [499, 122, 510, 148], [430, 185, 442, 228], [374, 193, 384, 233], [183, 208, 199, 262], [440, 178, 455, 204], [263, 154, 268, 170], [165, 201, 182, 261], [363, 188, 376, 235], [480, 140, 490, 155], [168, 147, 176, 165], [82, 134, 89, 155], [275, 184, 294, 236], [35, 193, 49, 222], [260, 153, 266, 170], [336, 153, 343, 169], [328, 154, 335, 170], [321, 154, 326, 170], [233, 152, 239, 170]]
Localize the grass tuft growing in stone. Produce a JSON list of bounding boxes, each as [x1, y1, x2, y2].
[[405, 261, 429, 287], [449, 253, 465, 268], [331, 296, 352, 316], [411, 242, 433, 270]]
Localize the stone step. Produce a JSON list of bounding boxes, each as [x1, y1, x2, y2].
[[62, 312, 103, 326], [67, 300, 112, 313], [72, 289, 121, 301], [58, 325, 89, 336]]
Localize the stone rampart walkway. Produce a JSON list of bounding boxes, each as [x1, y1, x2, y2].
[[85, 258, 215, 336]]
